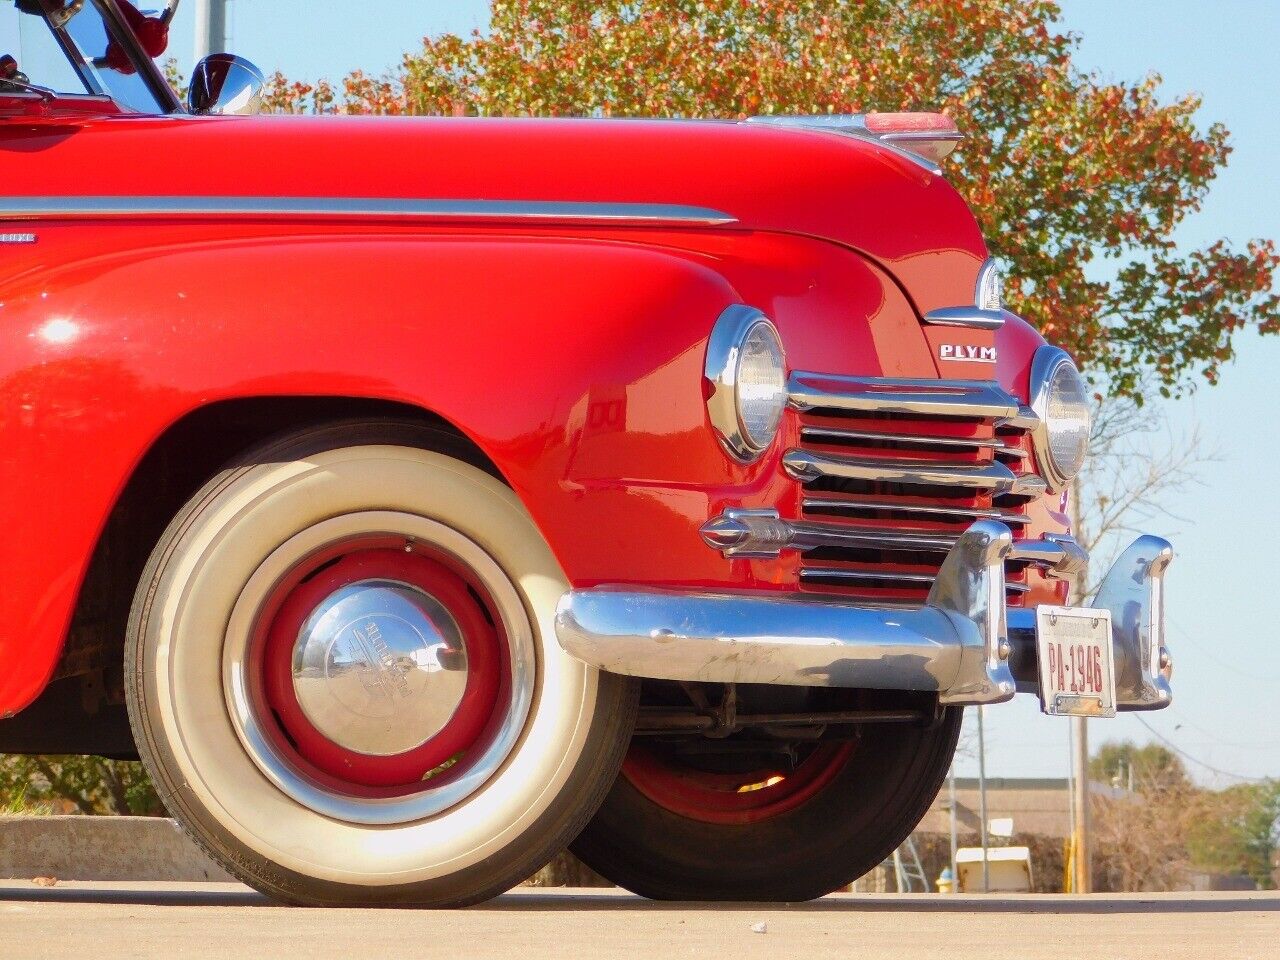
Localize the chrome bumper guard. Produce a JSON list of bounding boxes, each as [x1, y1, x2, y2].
[[555, 521, 1173, 710]]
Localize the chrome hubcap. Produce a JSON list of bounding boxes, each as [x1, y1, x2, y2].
[[292, 579, 469, 757]]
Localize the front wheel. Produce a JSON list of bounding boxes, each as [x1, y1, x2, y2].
[[572, 693, 960, 901], [125, 421, 637, 907]]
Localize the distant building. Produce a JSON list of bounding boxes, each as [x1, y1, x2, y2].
[[918, 777, 1117, 839]]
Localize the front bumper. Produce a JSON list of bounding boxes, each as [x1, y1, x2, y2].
[[555, 521, 1173, 711]]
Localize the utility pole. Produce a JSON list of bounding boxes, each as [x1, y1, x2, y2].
[[193, 0, 227, 61], [948, 763, 958, 890], [977, 706, 990, 893], [1072, 715, 1091, 892], [1067, 479, 1092, 893]]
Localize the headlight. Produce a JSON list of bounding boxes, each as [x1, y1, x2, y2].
[[705, 306, 787, 462], [1030, 346, 1090, 491]]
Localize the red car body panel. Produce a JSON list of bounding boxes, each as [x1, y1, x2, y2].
[[0, 111, 1063, 717]]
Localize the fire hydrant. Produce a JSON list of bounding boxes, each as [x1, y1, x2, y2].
[[936, 867, 955, 894]]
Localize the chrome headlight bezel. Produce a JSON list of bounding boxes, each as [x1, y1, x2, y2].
[[1029, 346, 1091, 492], [705, 305, 787, 463]]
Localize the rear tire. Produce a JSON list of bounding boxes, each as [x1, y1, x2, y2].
[[571, 704, 960, 901], [125, 420, 637, 907]]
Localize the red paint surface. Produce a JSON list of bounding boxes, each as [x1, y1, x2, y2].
[[0, 109, 1061, 715]]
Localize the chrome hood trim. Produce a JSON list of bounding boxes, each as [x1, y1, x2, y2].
[[0, 196, 738, 226]]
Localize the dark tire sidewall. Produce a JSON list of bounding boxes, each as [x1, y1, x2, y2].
[[572, 708, 961, 901]]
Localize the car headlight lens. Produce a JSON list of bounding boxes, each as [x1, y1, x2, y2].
[[1031, 346, 1090, 490], [705, 306, 787, 462]]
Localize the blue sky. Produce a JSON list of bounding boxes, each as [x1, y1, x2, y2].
[[169, 1, 1279, 783]]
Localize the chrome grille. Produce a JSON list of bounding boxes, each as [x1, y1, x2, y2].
[[785, 372, 1041, 605]]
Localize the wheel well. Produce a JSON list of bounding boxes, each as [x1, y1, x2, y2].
[[51, 397, 496, 735]]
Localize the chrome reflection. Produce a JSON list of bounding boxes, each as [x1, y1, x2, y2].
[[187, 53, 265, 115], [223, 511, 535, 826], [1091, 535, 1174, 711], [556, 519, 1019, 703], [292, 579, 469, 757]]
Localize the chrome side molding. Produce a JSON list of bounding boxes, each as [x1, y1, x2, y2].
[[0, 196, 739, 226]]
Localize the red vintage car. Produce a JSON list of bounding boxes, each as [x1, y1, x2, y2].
[[0, 0, 1174, 906]]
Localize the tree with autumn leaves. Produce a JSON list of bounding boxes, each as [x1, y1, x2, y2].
[[261, 0, 1277, 399]]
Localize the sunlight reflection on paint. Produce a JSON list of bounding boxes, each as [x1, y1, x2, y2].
[[38, 318, 80, 345]]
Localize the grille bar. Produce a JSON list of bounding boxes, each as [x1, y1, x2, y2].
[[800, 425, 1025, 459], [799, 568, 937, 585], [799, 568, 1033, 594], [783, 449, 1020, 491], [787, 370, 1041, 605], [788, 373, 1022, 420], [801, 496, 1032, 525], [789, 521, 959, 554]]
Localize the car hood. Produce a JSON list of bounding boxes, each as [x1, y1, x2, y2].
[[1, 114, 988, 314]]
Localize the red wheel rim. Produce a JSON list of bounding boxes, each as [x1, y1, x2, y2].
[[257, 543, 505, 790], [622, 741, 856, 825]]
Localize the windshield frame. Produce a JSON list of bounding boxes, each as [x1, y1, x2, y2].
[[26, 0, 182, 113]]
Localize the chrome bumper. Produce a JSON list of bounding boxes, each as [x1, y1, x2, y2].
[[555, 521, 1173, 710]]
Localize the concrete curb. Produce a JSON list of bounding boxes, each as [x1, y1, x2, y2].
[[0, 816, 235, 882]]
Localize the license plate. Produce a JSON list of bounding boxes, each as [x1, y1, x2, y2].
[[1035, 605, 1116, 717]]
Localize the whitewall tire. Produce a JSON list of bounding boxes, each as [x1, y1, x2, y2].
[[125, 420, 637, 906]]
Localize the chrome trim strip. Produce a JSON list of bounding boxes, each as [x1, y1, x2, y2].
[[922, 305, 1006, 330], [801, 496, 1032, 525], [788, 372, 1022, 420], [555, 520, 1015, 705], [0, 196, 739, 225], [743, 115, 946, 176]]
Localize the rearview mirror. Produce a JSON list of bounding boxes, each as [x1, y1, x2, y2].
[[188, 53, 264, 116]]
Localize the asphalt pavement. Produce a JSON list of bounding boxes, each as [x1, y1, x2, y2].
[[2, 882, 1277, 959]]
